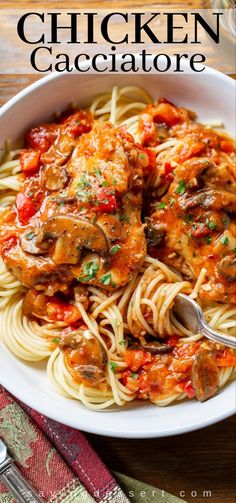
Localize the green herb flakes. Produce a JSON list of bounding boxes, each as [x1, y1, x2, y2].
[[26, 232, 35, 240], [110, 362, 118, 373], [185, 214, 193, 223], [110, 245, 121, 255], [220, 236, 229, 246], [77, 261, 99, 282], [158, 202, 166, 210], [175, 180, 186, 195], [205, 236, 212, 244], [131, 372, 139, 380], [208, 221, 217, 230], [99, 273, 111, 286]]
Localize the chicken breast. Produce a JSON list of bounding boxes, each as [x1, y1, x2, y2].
[[1, 117, 146, 291]]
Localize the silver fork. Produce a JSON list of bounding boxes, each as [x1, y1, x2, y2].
[[174, 293, 236, 349], [0, 438, 43, 503]]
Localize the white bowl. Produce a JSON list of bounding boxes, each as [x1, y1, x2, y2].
[[0, 57, 235, 438]]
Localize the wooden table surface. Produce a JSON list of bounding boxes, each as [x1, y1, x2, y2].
[[1, 2, 236, 502]]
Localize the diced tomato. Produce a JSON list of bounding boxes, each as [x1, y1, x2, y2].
[[46, 301, 82, 324], [1, 235, 17, 256], [161, 162, 174, 185], [191, 224, 210, 238], [139, 114, 158, 147], [167, 336, 180, 347], [179, 378, 196, 398], [220, 140, 235, 153], [144, 148, 156, 170], [138, 373, 150, 393], [216, 349, 236, 367], [16, 192, 37, 225], [153, 103, 185, 127], [95, 189, 117, 213], [26, 125, 57, 153], [124, 349, 152, 372], [20, 150, 41, 175], [58, 109, 93, 138]]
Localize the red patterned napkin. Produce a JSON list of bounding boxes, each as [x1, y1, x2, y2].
[[0, 386, 129, 502]]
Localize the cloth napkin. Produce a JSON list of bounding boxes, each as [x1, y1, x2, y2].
[[0, 386, 186, 503]]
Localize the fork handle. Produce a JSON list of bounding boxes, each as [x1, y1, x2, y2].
[[0, 461, 44, 503], [200, 319, 236, 349]]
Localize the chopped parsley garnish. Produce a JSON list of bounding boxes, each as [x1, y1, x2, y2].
[[185, 214, 193, 223], [220, 236, 229, 246], [175, 180, 186, 195], [110, 244, 121, 255], [112, 179, 117, 186], [99, 273, 111, 286], [52, 338, 60, 344], [169, 198, 175, 206], [119, 214, 130, 224], [78, 174, 90, 189], [102, 180, 108, 187], [131, 372, 139, 380], [119, 339, 126, 345], [77, 190, 90, 202], [158, 202, 166, 210], [77, 261, 99, 282], [208, 221, 217, 230], [76, 121, 81, 125], [94, 167, 101, 177], [110, 362, 118, 373], [233, 247, 236, 253], [26, 232, 35, 240], [139, 153, 145, 159], [205, 236, 212, 244]]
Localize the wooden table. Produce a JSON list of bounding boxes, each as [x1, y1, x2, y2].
[[1, 2, 235, 502]]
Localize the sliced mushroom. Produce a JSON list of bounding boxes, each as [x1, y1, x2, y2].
[[217, 256, 236, 282], [140, 341, 171, 354], [42, 165, 68, 191], [179, 189, 236, 212], [96, 214, 123, 246], [145, 218, 166, 246], [59, 329, 107, 384], [192, 350, 219, 402], [22, 289, 47, 318], [21, 227, 49, 255], [40, 215, 108, 265]]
